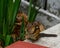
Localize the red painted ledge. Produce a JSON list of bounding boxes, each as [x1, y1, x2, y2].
[[6, 41, 48, 48]]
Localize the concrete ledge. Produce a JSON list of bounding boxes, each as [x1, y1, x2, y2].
[[34, 23, 60, 48]]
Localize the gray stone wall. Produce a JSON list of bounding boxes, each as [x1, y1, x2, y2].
[[37, 0, 60, 17], [20, 0, 60, 29], [47, 0, 60, 17]]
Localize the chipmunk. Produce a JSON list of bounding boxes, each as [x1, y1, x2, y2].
[[13, 12, 45, 41]]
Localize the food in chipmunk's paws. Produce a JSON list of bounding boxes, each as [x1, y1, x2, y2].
[[16, 12, 28, 26]]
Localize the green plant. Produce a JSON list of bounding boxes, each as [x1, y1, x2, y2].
[[0, 0, 21, 47], [28, 0, 40, 22], [0, 0, 41, 47], [20, 17, 25, 40]]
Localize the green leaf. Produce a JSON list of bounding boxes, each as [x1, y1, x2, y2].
[[8, 0, 21, 33], [30, 7, 38, 22], [0, 34, 5, 46], [0, 34, 4, 41], [28, 0, 32, 22], [0, 0, 4, 33], [5, 35, 13, 46], [20, 17, 25, 40], [3, 0, 21, 35], [3, 0, 9, 36], [3, 19, 9, 36], [28, 0, 38, 22]]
